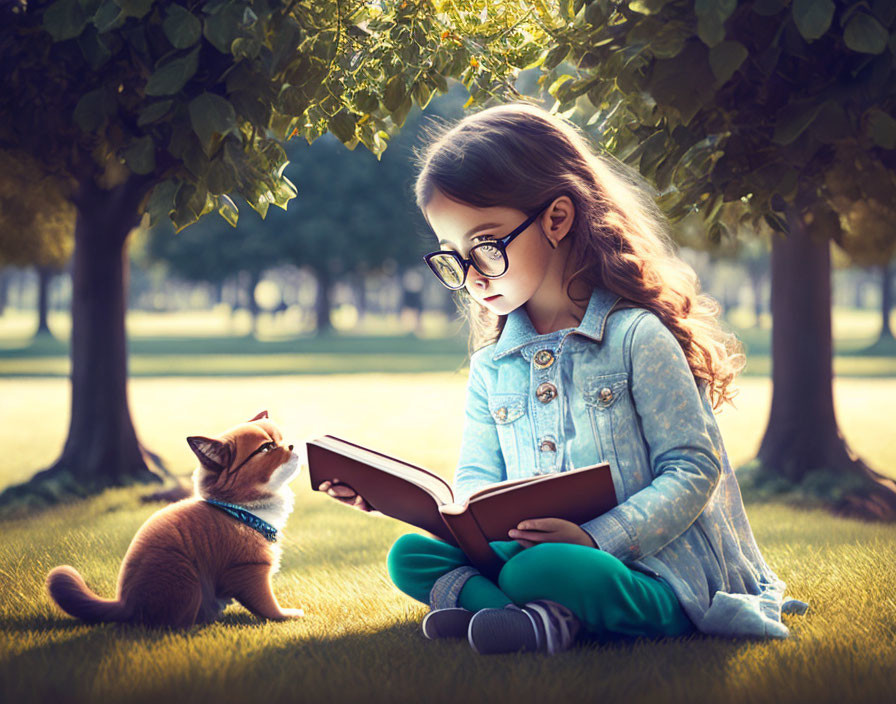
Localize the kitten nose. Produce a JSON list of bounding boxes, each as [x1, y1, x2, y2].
[[288, 444, 294, 451]]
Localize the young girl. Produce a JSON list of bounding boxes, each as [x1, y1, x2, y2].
[[320, 102, 807, 654]]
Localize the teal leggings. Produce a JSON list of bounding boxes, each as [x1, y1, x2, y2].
[[387, 533, 694, 639]]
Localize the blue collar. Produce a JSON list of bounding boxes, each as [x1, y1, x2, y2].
[[204, 498, 278, 542], [492, 286, 622, 360]]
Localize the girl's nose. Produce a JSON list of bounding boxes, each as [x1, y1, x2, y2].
[[467, 269, 488, 289]]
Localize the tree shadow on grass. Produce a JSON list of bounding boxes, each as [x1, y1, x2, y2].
[[0, 605, 843, 704]]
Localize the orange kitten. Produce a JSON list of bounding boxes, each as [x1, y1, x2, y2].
[[47, 411, 303, 628]]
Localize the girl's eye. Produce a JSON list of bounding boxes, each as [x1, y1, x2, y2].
[[476, 243, 502, 260]]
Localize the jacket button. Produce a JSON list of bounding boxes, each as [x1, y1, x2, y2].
[[536, 382, 557, 403], [539, 439, 557, 453], [494, 407, 507, 422], [600, 387, 614, 403], [534, 350, 555, 369]]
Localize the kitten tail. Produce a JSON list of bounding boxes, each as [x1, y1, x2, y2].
[[46, 566, 130, 623]]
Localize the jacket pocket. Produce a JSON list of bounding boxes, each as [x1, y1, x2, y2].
[[488, 393, 529, 478], [582, 373, 629, 496]]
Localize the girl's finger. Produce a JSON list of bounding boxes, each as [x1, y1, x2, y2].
[[509, 529, 556, 543]]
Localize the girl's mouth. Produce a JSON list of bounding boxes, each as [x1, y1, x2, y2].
[[483, 295, 501, 302]]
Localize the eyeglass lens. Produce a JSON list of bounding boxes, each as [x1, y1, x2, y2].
[[427, 242, 508, 289]]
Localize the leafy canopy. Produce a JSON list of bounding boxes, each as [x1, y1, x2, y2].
[[532, 0, 896, 261], [1, 0, 552, 234]]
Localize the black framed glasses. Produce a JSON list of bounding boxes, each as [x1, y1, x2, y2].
[[422, 200, 555, 290]]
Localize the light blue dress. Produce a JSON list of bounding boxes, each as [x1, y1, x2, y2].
[[455, 286, 809, 638]]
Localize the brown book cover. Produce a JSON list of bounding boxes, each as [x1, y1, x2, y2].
[[306, 435, 618, 578]]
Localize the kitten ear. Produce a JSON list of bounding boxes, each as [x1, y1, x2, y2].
[[187, 436, 232, 472], [248, 410, 269, 422]]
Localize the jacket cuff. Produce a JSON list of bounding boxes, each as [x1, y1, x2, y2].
[[581, 511, 640, 562], [429, 566, 480, 610]]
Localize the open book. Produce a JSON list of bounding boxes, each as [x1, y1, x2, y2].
[[306, 435, 617, 579]]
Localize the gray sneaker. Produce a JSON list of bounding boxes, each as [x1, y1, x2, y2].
[[467, 600, 581, 655], [421, 608, 475, 639]]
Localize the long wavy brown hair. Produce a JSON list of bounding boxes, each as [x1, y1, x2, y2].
[[413, 101, 745, 411]]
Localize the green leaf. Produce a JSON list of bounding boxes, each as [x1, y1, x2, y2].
[[328, 111, 357, 144], [650, 21, 692, 59], [543, 43, 570, 70], [92, 0, 124, 33], [695, 0, 735, 47], [116, 0, 155, 19], [43, 0, 89, 41], [629, 0, 674, 15], [77, 26, 112, 69], [548, 74, 575, 98], [163, 5, 201, 49], [217, 194, 239, 227], [866, 108, 896, 149], [390, 95, 413, 128], [145, 48, 199, 96], [73, 88, 115, 132], [137, 100, 174, 127], [792, 0, 835, 41], [383, 75, 406, 112], [206, 157, 238, 195], [189, 92, 238, 154], [123, 135, 156, 175], [843, 12, 889, 54], [145, 179, 178, 226], [709, 40, 748, 84], [203, 3, 244, 54], [270, 176, 297, 210], [772, 100, 824, 145]]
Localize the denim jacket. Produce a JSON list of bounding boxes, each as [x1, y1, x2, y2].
[[454, 286, 808, 638]]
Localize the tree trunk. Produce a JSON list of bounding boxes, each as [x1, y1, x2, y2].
[[246, 270, 261, 337], [0, 268, 8, 316], [352, 272, 367, 321], [315, 268, 332, 334], [755, 200, 896, 520], [0, 175, 163, 512], [880, 261, 893, 341], [749, 272, 764, 328], [35, 266, 53, 336]]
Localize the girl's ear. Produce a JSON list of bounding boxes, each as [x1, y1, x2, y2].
[[542, 196, 575, 246], [187, 436, 232, 472]]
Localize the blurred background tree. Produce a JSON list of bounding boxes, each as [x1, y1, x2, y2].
[[0, 150, 75, 337]]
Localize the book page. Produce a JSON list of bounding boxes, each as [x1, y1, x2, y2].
[[316, 436, 454, 505]]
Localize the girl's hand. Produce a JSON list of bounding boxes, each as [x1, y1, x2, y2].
[[318, 479, 372, 512], [509, 518, 597, 548]]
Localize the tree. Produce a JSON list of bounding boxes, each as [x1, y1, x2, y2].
[[0, 150, 75, 336], [0, 0, 549, 510], [535, 0, 896, 518], [145, 207, 283, 335]]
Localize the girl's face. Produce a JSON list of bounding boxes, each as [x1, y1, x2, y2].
[[424, 190, 572, 317]]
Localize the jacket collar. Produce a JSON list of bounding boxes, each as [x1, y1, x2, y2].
[[492, 286, 622, 360]]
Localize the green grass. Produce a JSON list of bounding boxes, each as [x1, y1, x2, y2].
[[2, 490, 895, 704], [1, 306, 895, 378], [2, 373, 896, 703]]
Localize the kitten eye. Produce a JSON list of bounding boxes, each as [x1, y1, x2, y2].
[[261, 442, 275, 453]]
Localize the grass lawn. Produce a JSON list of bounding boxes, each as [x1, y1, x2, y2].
[[2, 373, 896, 703], [1, 306, 895, 377]]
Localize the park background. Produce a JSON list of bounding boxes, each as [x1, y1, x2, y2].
[[2, 2, 896, 704]]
